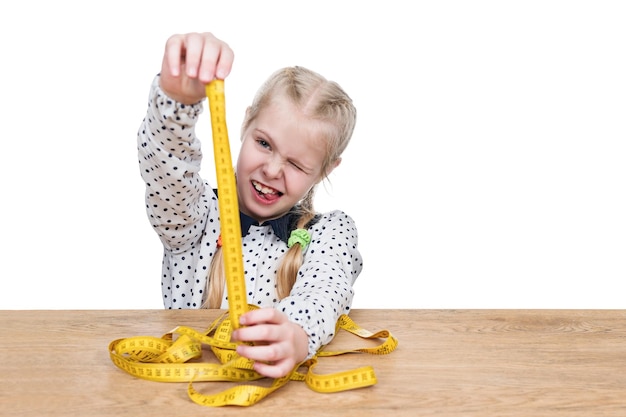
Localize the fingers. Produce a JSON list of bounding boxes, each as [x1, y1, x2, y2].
[[232, 308, 288, 346], [231, 308, 309, 378], [238, 307, 287, 327], [253, 355, 297, 379], [164, 32, 234, 82], [163, 34, 185, 77], [237, 342, 297, 379]]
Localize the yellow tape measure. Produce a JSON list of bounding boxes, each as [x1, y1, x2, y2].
[[109, 310, 398, 406], [109, 79, 399, 407], [205, 79, 248, 329]]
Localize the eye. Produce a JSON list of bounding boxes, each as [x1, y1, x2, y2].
[[289, 160, 307, 173], [256, 139, 271, 149]]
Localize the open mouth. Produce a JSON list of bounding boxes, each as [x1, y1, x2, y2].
[[252, 180, 283, 198]]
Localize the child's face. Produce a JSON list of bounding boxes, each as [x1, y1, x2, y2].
[[236, 96, 329, 223]]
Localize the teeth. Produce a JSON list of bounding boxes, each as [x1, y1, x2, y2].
[[253, 180, 277, 195]]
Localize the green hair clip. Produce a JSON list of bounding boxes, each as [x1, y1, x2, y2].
[[288, 228, 311, 250]]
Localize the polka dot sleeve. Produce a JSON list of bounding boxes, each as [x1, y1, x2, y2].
[[276, 210, 363, 358], [137, 75, 212, 253]]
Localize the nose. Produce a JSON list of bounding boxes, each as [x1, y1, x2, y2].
[[262, 154, 283, 179]]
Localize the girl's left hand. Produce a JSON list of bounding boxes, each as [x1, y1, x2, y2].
[[231, 308, 309, 378]]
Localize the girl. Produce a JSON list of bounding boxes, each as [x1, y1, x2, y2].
[[138, 32, 362, 379]]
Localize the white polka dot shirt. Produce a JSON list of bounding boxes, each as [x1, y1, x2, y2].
[[137, 76, 363, 356]]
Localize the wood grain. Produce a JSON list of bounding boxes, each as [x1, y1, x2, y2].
[[2, 309, 625, 416]]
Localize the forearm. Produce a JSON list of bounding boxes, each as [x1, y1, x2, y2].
[[137, 75, 211, 251], [277, 210, 363, 357]]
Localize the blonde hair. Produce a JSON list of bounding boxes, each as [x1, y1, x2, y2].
[[202, 66, 356, 308]]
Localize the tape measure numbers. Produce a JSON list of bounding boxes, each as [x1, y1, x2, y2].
[[109, 311, 398, 406], [205, 80, 248, 329], [109, 80, 398, 407]]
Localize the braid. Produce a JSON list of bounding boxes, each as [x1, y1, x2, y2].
[[202, 195, 317, 308], [201, 246, 225, 309], [276, 188, 317, 299]]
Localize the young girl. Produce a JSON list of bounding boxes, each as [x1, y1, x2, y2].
[[137, 32, 362, 379]]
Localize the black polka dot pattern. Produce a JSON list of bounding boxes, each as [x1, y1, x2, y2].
[[137, 76, 363, 357]]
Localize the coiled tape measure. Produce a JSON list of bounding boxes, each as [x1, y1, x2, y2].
[[109, 80, 398, 407]]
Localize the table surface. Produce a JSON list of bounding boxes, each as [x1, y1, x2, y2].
[[2, 309, 626, 416]]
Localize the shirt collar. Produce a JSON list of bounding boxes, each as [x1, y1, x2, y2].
[[239, 210, 297, 244], [215, 189, 318, 244]]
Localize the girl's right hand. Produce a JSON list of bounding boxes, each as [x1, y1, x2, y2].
[[159, 32, 234, 104]]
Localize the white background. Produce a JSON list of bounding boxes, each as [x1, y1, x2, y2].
[[1, 1, 624, 309]]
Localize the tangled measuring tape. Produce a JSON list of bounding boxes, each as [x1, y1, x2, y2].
[[110, 79, 398, 407], [109, 309, 398, 406]]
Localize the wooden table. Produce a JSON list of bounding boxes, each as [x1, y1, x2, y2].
[[1, 309, 625, 416]]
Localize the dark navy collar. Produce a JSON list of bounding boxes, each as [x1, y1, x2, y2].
[[239, 210, 298, 244], [215, 189, 319, 244]]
